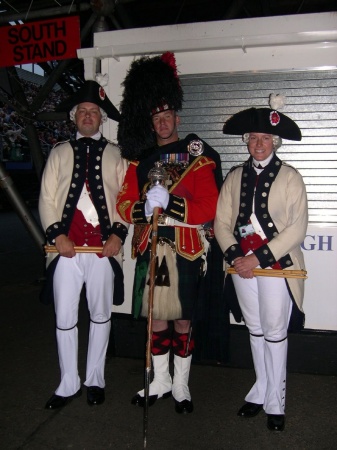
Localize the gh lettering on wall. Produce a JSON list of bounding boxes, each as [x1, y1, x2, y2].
[[302, 235, 333, 251]]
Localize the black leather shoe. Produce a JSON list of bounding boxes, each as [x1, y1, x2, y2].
[[237, 402, 263, 418], [87, 386, 105, 405], [131, 391, 172, 407], [45, 388, 82, 409], [267, 414, 285, 431], [174, 399, 194, 414]]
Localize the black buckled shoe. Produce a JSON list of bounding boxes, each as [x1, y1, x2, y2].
[[87, 386, 105, 406], [174, 399, 194, 414], [267, 414, 285, 431], [131, 391, 172, 407], [237, 402, 263, 418], [45, 388, 82, 409]]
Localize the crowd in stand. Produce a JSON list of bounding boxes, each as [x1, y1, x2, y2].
[[0, 79, 76, 163]]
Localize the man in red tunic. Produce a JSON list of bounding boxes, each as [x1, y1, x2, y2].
[[116, 53, 224, 413]]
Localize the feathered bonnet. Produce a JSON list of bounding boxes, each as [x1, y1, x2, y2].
[[117, 52, 183, 160], [55, 74, 120, 122], [223, 94, 301, 141]]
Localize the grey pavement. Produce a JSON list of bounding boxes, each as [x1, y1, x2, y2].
[[1, 209, 336, 450]]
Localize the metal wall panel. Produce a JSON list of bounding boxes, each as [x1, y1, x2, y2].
[[179, 70, 337, 224]]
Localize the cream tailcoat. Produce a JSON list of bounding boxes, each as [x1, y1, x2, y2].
[[39, 140, 129, 268], [214, 161, 308, 311]]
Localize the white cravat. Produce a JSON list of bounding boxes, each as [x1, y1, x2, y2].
[[250, 152, 274, 239], [76, 131, 101, 227]]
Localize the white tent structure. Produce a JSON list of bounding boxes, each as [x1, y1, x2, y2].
[[78, 12, 337, 333]]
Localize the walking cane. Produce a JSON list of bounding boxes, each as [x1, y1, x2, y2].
[[143, 162, 168, 449], [143, 206, 159, 449]]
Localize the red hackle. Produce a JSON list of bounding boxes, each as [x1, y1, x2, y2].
[[161, 51, 178, 78]]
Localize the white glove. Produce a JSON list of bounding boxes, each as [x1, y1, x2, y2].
[[145, 197, 161, 216], [145, 185, 169, 216]]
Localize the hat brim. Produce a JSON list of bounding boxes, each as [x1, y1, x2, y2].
[[223, 107, 301, 141], [55, 80, 120, 122]]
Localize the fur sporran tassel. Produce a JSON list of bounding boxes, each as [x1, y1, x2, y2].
[[155, 256, 170, 286], [142, 242, 181, 320]]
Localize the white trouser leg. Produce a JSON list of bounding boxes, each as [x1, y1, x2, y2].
[[232, 273, 292, 414], [259, 276, 291, 415], [245, 335, 267, 405], [53, 255, 83, 397], [53, 254, 114, 395], [84, 255, 114, 388], [84, 321, 111, 387], [137, 352, 172, 398], [55, 327, 81, 396], [264, 338, 288, 414], [172, 355, 192, 402]]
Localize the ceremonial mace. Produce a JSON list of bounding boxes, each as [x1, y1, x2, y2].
[[143, 162, 168, 449]]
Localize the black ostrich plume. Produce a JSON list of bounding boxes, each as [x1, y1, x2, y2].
[[118, 52, 183, 160]]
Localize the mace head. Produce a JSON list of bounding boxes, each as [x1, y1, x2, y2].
[[148, 161, 168, 187]]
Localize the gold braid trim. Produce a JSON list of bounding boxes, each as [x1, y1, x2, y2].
[[168, 156, 210, 192]]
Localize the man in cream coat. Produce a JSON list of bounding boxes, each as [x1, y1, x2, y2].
[[39, 80, 128, 409], [214, 95, 308, 432]]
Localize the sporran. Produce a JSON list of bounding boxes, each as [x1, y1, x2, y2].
[[141, 239, 181, 320]]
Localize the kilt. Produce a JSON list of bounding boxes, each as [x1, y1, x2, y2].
[[133, 226, 203, 320]]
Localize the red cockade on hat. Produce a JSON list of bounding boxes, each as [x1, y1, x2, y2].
[[99, 86, 106, 101], [269, 110, 280, 126]]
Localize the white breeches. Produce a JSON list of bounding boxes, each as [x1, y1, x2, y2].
[[53, 253, 114, 396], [232, 274, 292, 414]]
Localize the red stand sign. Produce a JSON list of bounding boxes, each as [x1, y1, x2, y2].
[[0, 16, 81, 67]]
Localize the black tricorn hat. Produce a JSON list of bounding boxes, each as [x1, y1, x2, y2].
[[223, 95, 301, 141], [118, 52, 183, 160], [55, 80, 120, 122]]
